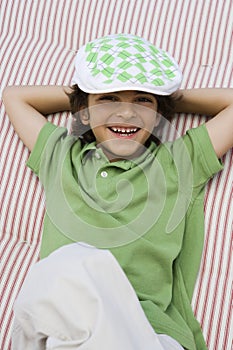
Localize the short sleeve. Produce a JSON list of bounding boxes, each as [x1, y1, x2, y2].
[[167, 124, 223, 191], [185, 124, 223, 184], [26, 122, 68, 176]]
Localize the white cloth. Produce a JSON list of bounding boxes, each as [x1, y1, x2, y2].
[[12, 243, 183, 350]]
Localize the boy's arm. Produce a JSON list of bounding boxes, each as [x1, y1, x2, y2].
[[174, 88, 233, 158], [2, 85, 72, 151]]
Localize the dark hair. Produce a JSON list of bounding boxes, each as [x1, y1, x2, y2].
[[67, 84, 180, 144]]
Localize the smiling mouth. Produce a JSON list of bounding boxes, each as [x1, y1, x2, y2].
[[108, 126, 140, 137]]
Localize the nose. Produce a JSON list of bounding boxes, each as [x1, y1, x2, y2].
[[115, 102, 137, 120]]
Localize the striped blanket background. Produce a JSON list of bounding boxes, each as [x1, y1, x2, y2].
[[0, 1, 232, 349]]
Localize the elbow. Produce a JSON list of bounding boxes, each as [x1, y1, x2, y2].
[[2, 85, 16, 104], [2, 86, 9, 101], [2, 86, 23, 113], [2, 86, 10, 110]]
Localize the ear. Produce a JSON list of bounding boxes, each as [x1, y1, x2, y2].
[[79, 108, 90, 125], [154, 112, 161, 127]]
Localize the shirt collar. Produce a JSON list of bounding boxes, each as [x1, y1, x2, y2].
[[80, 140, 158, 170]]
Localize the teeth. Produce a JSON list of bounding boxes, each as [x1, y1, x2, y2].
[[111, 127, 138, 134]]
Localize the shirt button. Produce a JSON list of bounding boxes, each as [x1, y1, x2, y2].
[[95, 152, 101, 159], [101, 171, 108, 178]]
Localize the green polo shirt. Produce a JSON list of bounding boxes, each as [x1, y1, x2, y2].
[[27, 122, 222, 350]]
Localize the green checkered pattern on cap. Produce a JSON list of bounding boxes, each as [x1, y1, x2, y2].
[[84, 34, 177, 87]]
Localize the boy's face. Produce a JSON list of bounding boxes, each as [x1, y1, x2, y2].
[[81, 90, 159, 161]]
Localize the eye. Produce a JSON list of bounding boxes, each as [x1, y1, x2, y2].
[[136, 97, 153, 103], [98, 95, 119, 102], [135, 96, 156, 105]]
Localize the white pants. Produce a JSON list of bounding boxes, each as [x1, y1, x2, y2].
[[12, 243, 183, 350]]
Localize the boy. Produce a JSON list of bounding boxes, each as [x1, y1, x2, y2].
[[3, 34, 233, 350]]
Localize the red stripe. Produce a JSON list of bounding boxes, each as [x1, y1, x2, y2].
[[1, 140, 24, 236], [1, 242, 40, 349], [107, 1, 120, 35], [196, 158, 232, 348], [121, 0, 134, 34], [207, 165, 232, 349], [146, 1, 162, 45]]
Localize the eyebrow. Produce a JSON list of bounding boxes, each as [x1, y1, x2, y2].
[[104, 90, 155, 97], [134, 91, 154, 96]]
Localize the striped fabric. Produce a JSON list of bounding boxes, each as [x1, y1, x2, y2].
[[0, 1, 232, 349]]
